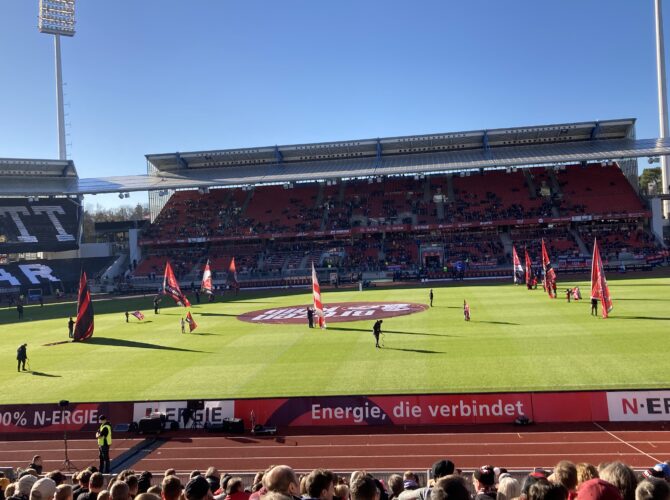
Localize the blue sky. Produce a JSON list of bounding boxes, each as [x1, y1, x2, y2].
[[0, 0, 666, 208]]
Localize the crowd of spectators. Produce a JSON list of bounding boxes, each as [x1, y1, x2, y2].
[[3, 458, 670, 500], [133, 164, 664, 281]]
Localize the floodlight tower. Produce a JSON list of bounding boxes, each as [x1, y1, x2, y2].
[[38, 0, 75, 161], [655, 0, 670, 218]]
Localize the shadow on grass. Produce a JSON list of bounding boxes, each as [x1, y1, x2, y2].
[[613, 316, 670, 321], [86, 337, 208, 353], [30, 371, 61, 378], [616, 298, 670, 302], [327, 326, 453, 338], [198, 312, 239, 317], [475, 321, 520, 325], [382, 347, 443, 354]]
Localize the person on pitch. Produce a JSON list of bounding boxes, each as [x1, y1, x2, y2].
[[125, 311, 129, 323], [373, 319, 383, 348], [68, 317, 75, 338], [591, 297, 598, 316], [181, 317, 186, 334], [96, 415, 112, 473], [429, 289, 434, 307], [16, 343, 28, 372], [306, 307, 314, 328]]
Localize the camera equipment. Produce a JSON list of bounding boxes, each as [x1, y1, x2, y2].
[[58, 400, 77, 470]]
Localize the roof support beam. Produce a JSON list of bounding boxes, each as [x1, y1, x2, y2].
[[375, 139, 382, 167], [482, 130, 491, 158], [175, 153, 188, 169], [590, 122, 602, 140]]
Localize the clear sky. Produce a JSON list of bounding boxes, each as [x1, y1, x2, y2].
[[0, 0, 666, 209]]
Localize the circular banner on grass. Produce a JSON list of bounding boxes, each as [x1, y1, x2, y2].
[[238, 301, 428, 324]]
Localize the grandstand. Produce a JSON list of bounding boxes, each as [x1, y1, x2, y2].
[[1, 118, 669, 294]]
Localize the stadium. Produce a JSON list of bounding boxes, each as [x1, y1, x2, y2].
[[1, 1, 670, 500]]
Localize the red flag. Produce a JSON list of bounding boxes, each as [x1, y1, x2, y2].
[[163, 261, 191, 307], [201, 259, 213, 294], [591, 239, 613, 318], [512, 246, 523, 284], [131, 310, 145, 320], [186, 311, 198, 332], [229, 257, 238, 285], [541, 239, 557, 298], [73, 270, 94, 342], [463, 300, 470, 321], [524, 248, 533, 287], [312, 263, 326, 328]]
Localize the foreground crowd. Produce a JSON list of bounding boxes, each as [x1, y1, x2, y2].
[[2, 458, 670, 500]]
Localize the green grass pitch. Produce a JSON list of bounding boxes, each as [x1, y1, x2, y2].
[[0, 277, 669, 405]]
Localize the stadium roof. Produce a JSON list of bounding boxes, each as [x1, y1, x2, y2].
[[3, 118, 670, 195]]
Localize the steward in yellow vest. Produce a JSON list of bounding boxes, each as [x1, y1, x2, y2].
[[96, 415, 112, 473]]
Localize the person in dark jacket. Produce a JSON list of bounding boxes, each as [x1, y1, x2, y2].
[[16, 344, 27, 372]]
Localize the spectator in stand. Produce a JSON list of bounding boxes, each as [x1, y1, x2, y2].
[[54, 486, 72, 500], [399, 460, 455, 500], [635, 479, 670, 500], [161, 477, 182, 500], [577, 479, 623, 500], [263, 466, 300, 499], [124, 476, 139, 499], [402, 472, 420, 491], [78, 474, 104, 500], [205, 468, 221, 495], [109, 483, 129, 500], [74, 471, 92, 500], [431, 476, 469, 500], [549, 461, 578, 499], [334, 485, 349, 500], [304, 470, 335, 500], [599, 462, 637, 500], [496, 475, 520, 500], [351, 476, 380, 500], [387, 476, 404, 500], [46, 473, 67, 487], [522, 470, 550, 498], [185, 477, 213, 500], [163, 471, 176, 479], [1, 477, 10, 500], [13, 475, 38, 500], [138, 473, 153, 496], [473, 466, 497, 500], [96, 493, 109, 500], [576, 464, 599, 489], [31, 479, 57, 500], [222, 479, 248, 500], [146, 488, 161, 498], [527, 480, 567, 500], [27, 457, 43, 476]]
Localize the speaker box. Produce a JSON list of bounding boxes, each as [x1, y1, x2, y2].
[[222, 417, 244, 434], [138, 417, 163, 434], [187, 400, 205, 411]]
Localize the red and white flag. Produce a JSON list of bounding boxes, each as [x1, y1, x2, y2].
[[524, 248, 533, 287], [201, 259, 213, 294], [512, 246, 523, 284], [311, 263, 326, 328], [541, 239, 557, 298], [131, 310, 145, 321], [163, 261, 191, 307], [229, 257, 238, 287], [591, 239, 613, 318], [73, 270, 94, 342], [186, 311, 198, 332]]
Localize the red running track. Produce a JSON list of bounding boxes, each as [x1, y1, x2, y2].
[[2, 423, 669, 474]]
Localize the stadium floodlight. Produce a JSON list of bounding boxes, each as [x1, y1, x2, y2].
[[38, 0, 76, 36], [39, 0, 75, 161]]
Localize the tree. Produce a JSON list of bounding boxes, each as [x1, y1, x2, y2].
[[639, 167, 662, 195], [81, 203, 149, 242]]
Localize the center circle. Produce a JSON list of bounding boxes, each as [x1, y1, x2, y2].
[[237, 301, 429, 324]]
